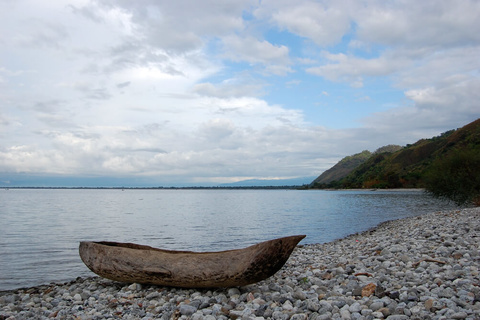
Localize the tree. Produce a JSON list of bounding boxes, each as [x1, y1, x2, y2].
[[424, 150, 480, 206]]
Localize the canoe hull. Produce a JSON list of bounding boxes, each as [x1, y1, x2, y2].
[[79, 235, 305, 288]]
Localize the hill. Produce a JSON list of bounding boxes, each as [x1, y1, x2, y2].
[[310, 150, 372, 185], [311, 118, 480, 189], [310, 145, 402, 186]]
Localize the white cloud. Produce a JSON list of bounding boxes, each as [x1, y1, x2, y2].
[[193, 81, 265, 98], [394, 46, 480, 88], [307, 51, 407, 87], [222, 35, 293, 75], [406, 78, 480, 115], [308, 1, 479, 81], [1, 0, 479, 185], [97, 0, 252, 53], [257, 0, 352, 46], [363, 77, 480, 135], [356, 0, 480, 48]]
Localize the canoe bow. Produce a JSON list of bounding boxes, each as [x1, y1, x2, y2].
[[79, 235, 305, 288]]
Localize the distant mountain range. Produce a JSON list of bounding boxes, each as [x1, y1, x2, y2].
[[220, 176, 317, 187], [0, 173, 316, 189], [310, 118, 480, 189]]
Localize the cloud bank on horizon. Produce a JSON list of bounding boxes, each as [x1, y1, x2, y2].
[[1, 0, 479, 185]]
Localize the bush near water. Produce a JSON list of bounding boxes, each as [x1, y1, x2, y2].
[[309, 118, 480, 206], [424, 149, 480, 206]]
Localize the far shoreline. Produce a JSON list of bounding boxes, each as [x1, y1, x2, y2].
[[323, 188, 425, 192], [2, 186, 426, 191]]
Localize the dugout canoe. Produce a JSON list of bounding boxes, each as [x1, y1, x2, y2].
[[79, 235, 305, 288]]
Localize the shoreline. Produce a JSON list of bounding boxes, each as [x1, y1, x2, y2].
[[1, 207, 479, 319], [322, 188, 425, 192]]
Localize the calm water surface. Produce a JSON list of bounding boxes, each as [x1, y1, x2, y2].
[[0, 189, 456, 290]]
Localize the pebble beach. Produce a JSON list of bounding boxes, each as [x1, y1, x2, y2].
[[1, 207, 479, 320]]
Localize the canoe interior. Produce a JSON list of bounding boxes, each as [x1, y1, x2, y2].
[[93, 236, 305, 255], [94, 241, 199, 254]]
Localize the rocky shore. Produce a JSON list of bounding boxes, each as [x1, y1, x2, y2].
[[1, 207, 479, 320]]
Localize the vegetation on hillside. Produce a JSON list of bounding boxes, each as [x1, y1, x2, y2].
[[310, 150, 372, 186], [424, 150, 480, 206], [310, 118, 480, 205], [373, 145, 403, 154], [310, 145, 404, 187]]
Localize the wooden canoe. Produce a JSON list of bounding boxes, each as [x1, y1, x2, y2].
[[79, 235, 305, 288]]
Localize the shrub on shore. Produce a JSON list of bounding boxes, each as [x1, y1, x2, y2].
[[424, 149, 480, 206]]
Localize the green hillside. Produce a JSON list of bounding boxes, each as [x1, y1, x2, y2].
[[311, 118, 480, 189], [310, 145, 402, 186], [310, 150, 372, 186]]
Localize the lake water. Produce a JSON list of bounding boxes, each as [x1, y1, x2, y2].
[[0, 188, 457, 291]]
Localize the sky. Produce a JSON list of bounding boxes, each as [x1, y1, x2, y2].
[[1, 0, 479, 187]]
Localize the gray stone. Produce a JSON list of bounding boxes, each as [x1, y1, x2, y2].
[[146, 291, 160, 299], [349, 302, 362, 313], [293, 289, 307, 300], [450, 312, 468, 319], [340, 308, 351, 320], [227, 288, 241, 297], [370, 301, 384, 311], [290, 314, 307, 320], [306, 299, 320, 312], [272, 310, 289, 320], [384, 315, 409, 320], [179, 304, 197, 316]]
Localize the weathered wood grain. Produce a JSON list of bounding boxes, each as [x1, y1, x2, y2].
[[79, 235, 305, 288]]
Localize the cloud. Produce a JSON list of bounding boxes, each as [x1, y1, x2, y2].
[[97, 0, 252, 54], [307, 51, 407, 87], [116, 81, 131, 89], [355, 0, 480, 48], [193, 81, 265, 98], [257, 0, 352, 46], [1, 0, 479, 185], [362, 77, 480, 135], [406, 78, 480, 116], [394, 46, 480, 89], [222, 35, 293, 75], [302, 0, 480, 89]]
